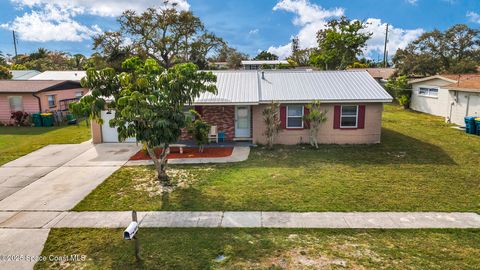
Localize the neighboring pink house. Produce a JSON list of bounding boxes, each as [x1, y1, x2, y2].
[[0, 80, 87, 124], [92, 70, 393, 145]]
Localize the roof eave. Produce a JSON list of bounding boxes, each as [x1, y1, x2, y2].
[[409, 75, 457, 84], [259, 99, 393, 104]]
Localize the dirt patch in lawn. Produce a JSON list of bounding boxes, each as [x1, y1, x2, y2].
[[130, 147, 234, 160], [131, 167, 199, 195]]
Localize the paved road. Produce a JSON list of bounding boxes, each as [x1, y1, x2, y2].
[[0, 142, 140, 270]]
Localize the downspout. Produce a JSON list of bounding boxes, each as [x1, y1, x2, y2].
[[465, 94, 471, 117], [32, 92, 42, 112]]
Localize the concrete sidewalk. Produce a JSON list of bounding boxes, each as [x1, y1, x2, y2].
[[1, 211, 479, 229]]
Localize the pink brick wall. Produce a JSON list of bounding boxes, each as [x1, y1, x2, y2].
[[252, 103, 384, 145], [0, 93, 40, 124]]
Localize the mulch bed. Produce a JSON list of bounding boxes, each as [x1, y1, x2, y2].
[[130, 147, 234, 160]]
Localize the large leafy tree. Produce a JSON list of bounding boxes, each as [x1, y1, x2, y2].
[[254, 51, 279, 61], [94, 6, 223, 69], [210, 46, 249, 69], [0, 66, 12, 80], [393, 24, 480, 76], [309, 17, 371, 70], [71, 57, 217, 185]]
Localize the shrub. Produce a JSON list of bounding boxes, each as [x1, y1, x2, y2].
[[10, 111, 29, 126], [187, 110, 210, 153], [262, 102, 281, 149]]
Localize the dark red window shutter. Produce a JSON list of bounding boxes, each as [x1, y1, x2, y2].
[[358, 105, 366, 129], [280, 105, 287, 129], [333, 105, 341, 129], [303, 106, 310, 129], [194, 106, 203, 116]]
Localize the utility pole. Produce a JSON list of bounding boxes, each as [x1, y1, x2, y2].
[[383, 24, 389, 68], [12, 30, 18, 60]]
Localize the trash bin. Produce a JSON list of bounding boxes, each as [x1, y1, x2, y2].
[[218, 131, 225, 142], [32, 113, 42, 127], [465, 116, 477, 134], [40, 113, 54, 127], [476, 118, 480, 136]]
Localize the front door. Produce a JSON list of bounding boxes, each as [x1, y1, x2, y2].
[[235, 106, 251, 138]]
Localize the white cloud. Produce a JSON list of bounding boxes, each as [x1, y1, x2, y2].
[[405, 0, 418, 5], [2, 4, 101, 42], [248, 29, 259, 35], [268, 0, 344, 59], [4, 0, 190, 42], [363, 18, 424, 58], [467, 11, 480, 24], [268, 0, 424, 60], [11, 0, 190, 17]]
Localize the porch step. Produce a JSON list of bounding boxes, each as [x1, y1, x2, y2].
[[233, 137, 253, 142]]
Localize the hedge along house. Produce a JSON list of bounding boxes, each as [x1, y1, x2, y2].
[[93, 70, 393, 144], [0, 80, 87, 124], [410, 74, 480, 126]]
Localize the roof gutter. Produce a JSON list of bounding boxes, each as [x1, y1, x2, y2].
[[258, 99, 393, 104]]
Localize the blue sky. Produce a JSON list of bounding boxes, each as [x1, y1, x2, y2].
[[0, 0, 479, 60]]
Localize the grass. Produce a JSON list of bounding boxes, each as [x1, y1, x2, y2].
[[0, 123, 91, 165], [35, 228, 480, 269], [74, 105, 480, 212]]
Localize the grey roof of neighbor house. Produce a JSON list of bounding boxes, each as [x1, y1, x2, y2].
[[11, 70, 41, 80], [28, 71, 87, 81], [194, 70, 392, 105]]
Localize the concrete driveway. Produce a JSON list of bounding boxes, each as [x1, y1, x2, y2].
[[0, 142, 139, 270], [0, 142, 140, 211]]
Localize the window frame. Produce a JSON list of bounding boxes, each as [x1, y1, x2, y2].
[[418, 87, 439, 97], [286, 105, 304, 129], [47, 95, 56, 108], [8, 96, 23, 112], [340, 105, 359, 129]]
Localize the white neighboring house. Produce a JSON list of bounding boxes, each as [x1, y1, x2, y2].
[[410, 74, 480, 126]]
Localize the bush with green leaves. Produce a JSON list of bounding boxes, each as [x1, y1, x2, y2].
[[385, 75, 412, 108], [303, 101, 328, 148], [187, 110, 210, 153], [262, 102, 281, 148]]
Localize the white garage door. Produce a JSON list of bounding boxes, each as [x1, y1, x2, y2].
[[101, 111, 137, 143]]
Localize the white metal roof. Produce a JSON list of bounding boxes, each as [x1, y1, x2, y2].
[[193, 70, 392, 104], [11, 70, 41, 80], [195, 71, 259, 104], [28, 71, 87, 81], [258, 70, 392, 103], [242, 60, 289, 65]]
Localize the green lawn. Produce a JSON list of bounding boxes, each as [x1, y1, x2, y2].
[[35, 228, 480, 269], [74, 105, 480, 212], [0, 123, 91, 165]]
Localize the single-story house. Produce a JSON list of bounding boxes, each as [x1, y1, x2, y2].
[[11, 70, 41, 80], [0, 80, 87, 124], [92, 70, 393, 145], [410, 74, 480, 126], [28, 71, 87, 81], [348, 68, 395, 85], [241, 60, 290, 70]]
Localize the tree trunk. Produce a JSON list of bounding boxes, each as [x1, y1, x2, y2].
[[146, 145, 170, 186]]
